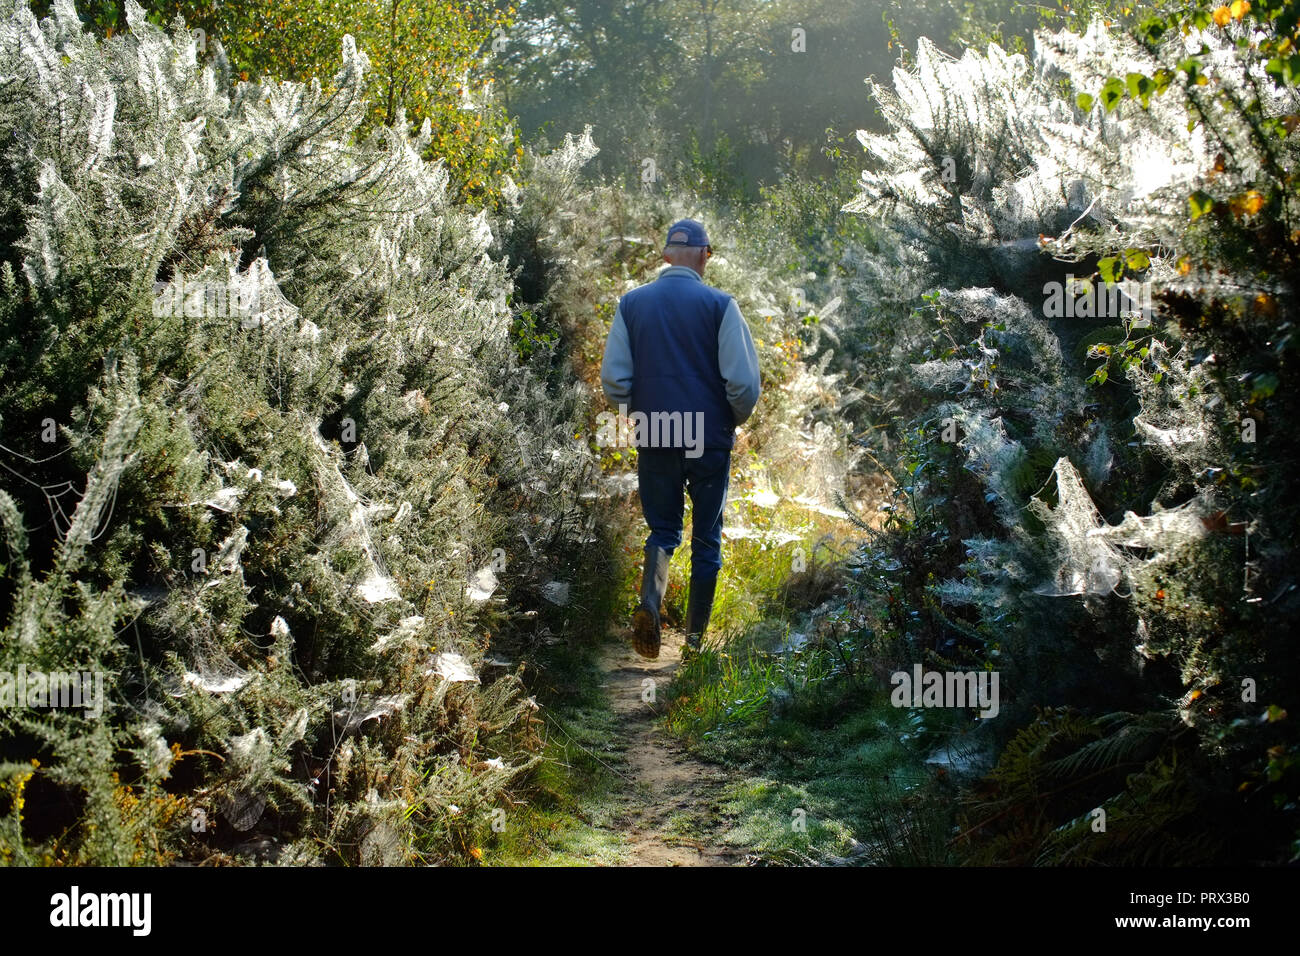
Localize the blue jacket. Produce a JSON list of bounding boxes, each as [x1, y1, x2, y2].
[[601, 265, 761, 450]]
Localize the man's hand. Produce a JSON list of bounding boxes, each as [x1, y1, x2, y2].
[[601, 303, 634, 407], [718, 299, 760, 424]]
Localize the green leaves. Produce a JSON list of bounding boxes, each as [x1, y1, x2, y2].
[[1188, 190, 1215, 220], [1250, 372, 1280, 400], [1124, 248, 1151, 271], [1264, 52, 1300, 85], [1099, 76, 1127, 112], [1097, 248, 1152, 283], [1083, 68, 1172, 114], [1125, 71, 1157, 108], [151, 0, 519, 208], [1136, 15, 1168, 44], [1178, 56, 1206, 86]]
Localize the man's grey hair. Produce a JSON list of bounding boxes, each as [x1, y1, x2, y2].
[[664, 243, 707, 257]]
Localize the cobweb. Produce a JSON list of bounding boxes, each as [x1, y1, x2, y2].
[[1127, 340, 1217, 466], [307, 424, 401, 604], [1030, 457, 1205, 597]]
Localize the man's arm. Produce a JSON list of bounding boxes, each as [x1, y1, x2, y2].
[[601, 302, 633, 408], [718, 298, 761, 424]]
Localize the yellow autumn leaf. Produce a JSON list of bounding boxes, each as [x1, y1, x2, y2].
[[1230, 0, 1250, 19], [1212, 5, 1232, 25], [1229, 189, 1265, 217]]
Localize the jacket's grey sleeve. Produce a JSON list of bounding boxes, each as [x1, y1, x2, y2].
[[718, 298, 761, 424], [600, 303, 633, 408]]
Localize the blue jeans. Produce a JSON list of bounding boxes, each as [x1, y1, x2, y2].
[[637, 447, 731, 577]]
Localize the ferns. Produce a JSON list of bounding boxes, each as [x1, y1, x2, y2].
[[955, 707, 1223, 865]]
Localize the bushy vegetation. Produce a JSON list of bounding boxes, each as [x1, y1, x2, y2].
[[30, 0, 521, 206], [3, 0, 1296, 868], [0, 0, 611, 865], [824, 0, 1300, 864]]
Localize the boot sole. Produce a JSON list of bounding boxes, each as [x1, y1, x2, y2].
[[632, 608, 660, 659]]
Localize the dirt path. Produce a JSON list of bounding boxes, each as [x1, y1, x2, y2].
[[599, 627, 746, 866]]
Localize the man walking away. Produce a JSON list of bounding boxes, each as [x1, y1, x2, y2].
[[600, 218, 761, 659]]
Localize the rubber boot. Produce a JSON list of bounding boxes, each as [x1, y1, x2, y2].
[[632, 545, 671, 659], [684, 574, 718, 654]]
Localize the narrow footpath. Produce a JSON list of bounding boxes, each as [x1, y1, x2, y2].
[[598, 626, 746, 866]]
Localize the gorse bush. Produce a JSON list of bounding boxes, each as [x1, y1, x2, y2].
[[28, 0, 520, 207], [0, 0, 606, 865], [837, 8, 1300, 863]]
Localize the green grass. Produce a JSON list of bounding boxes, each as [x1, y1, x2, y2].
[[484, 642, 629, 866], [658, 487, 964, 865], [687, 683, 961, 865], [684, 496, 852, 636], [481, 457, 957, 867], [664, 492, 859, 741], [666, 643, 780, 737], [622, 480, 951, 864]]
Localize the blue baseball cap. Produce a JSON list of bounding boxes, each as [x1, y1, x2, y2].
[[664, 218, 710, 248]]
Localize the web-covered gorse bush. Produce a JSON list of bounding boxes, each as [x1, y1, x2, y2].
[[838, 11, 1300, 863], [0, 0, 605, 865]]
